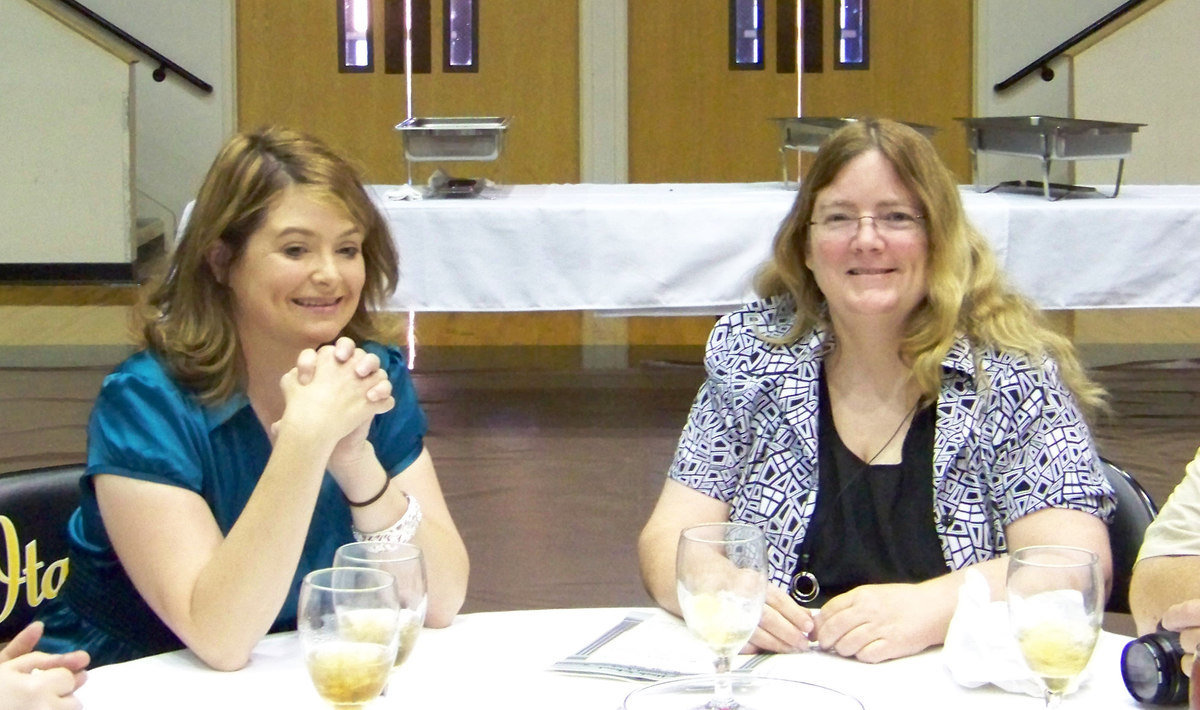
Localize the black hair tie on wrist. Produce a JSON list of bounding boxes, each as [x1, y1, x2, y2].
[[346, 477, 390, 507]]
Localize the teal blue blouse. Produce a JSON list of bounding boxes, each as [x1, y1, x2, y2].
[[36, 342, 426, 666]]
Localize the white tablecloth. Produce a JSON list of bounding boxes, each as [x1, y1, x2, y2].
[[371, 183, 1200, 314], [77, 607, 1142, 710]]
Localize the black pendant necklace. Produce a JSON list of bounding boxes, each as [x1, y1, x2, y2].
[[790, 397, 920, 604]]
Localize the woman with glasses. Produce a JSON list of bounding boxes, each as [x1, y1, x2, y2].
[[638, 118, 1115, 663]]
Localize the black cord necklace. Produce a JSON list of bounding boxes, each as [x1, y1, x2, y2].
[[789, 396, 921, 604]]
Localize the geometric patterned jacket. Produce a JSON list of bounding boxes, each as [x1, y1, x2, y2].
[[667, 299, 1116, 593]]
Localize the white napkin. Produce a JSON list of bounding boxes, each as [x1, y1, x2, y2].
[[942, 569, 1045, 697], [384, 184, 424, 201]]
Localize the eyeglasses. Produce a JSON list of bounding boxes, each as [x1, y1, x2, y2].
[[809, 211, 925, 237]]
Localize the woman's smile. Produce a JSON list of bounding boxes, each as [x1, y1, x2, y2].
[[222, 185, 367, 357], [805, 150, 928, 323]]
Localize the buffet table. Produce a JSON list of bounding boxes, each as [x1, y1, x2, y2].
[[371, 183, 1200, 314], [77, 607, 1141, 710]]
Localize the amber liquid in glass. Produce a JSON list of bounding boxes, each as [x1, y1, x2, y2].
[[306, 641, 392, 706]]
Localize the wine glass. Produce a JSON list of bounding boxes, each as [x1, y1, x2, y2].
[[334, 541, 428, 669], [1007, 545, 1103, 709], [298, 566, 401, 709], [676, 522, 768, 710]]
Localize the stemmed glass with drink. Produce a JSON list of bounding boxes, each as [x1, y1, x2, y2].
[[334, 541, 428, 670], [1007, 545, 1104, 709], [298, 566, 401, 709], [674, 522, 767, 710]]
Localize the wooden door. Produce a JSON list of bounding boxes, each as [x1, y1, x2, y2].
[[628, 0, 971, 183], [237, 1, 579, 185], [800, 0, 973, 180], [628, 0, 798, 183]]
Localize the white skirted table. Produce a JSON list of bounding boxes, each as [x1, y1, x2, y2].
[[370, 183, 1200, 314]]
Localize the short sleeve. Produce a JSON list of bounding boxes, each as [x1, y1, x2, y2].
[[364, 343, 428, 475], [1138, 447, 1200, 560], [668, 378, 742, 502], [86, 355, 208, 492], [986, 356, 1115, 525], [667, 316, 753, 503]]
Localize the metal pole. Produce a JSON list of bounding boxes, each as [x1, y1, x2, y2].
[[405, 0, 413, 120]]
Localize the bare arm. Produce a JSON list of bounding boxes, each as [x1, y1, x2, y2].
[[1131, 557, 1200, 636], [337, 446, 469, 627], [96, 345, 393, 670], [638, 479, 814, 652], [638, 479, 730, 614], [1130, 448, 1200, 636], [315, 340, 468, 627]]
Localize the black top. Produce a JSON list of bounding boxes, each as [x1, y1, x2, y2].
[[796, 371, 948, 606]]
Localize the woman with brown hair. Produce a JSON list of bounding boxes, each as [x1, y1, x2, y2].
[[639, 118, 1114, 663], [36, 127, 468, 669]]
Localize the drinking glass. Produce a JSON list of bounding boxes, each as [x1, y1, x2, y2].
[[334, 541, 428, 668], [298, 567, 401, 709], [676, 522, 768, 710], [1007, 545, 1103, 709]]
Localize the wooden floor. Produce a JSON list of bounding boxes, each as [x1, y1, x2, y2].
[[3, 354, 1199, 615]]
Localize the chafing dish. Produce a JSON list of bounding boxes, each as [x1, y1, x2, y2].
[[770, 117, 938, 187], [394, 116, 510, 198], [957, 115, 1144, 200], [394, 116, 509, 162]]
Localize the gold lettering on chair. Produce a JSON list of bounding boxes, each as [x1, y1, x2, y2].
[[1, 515, 21, 624], [0, 515, 70, 625], [42, 555, 69, 601]]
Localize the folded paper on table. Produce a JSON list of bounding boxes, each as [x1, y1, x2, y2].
[[552, 611, 762, 680], [943, 569, 1080, 697]]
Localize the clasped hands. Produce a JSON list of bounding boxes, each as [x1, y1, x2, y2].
[[747, 582, 943, 663], [0, 621, 89, 710], [274, 337, 395, 486]]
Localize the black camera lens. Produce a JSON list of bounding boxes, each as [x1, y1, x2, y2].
[[1121, 631, 1190, 705]]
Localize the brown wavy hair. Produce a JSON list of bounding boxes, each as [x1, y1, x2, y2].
[[133, 126, 400, 404], [755, 117, 1105, 414]]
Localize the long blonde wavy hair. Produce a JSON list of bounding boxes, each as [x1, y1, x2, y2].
[[755, 118, 1106, 414], [133, 126, 400, 404]]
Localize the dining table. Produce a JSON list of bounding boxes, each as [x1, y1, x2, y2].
[[75, 606, 1144, 710]]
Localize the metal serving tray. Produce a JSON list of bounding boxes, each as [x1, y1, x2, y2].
[[394, 116, 510, 162], [957, 115, 1144, 200], [770, 117, 938, 186]]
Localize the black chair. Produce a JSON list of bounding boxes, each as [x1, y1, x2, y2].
[[1099, 458, 1158, 615], [0, 463, 85, 641]]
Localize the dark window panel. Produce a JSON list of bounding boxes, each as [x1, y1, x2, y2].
[[385, 0, 432, 74]]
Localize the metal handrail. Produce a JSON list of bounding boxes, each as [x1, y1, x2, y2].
[[994, 0, 1149, 93], [54, 0, 213, 94]]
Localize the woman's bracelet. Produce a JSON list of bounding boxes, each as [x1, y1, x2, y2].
[[345, 475, 390, 508], [353, 493, 422, 544]]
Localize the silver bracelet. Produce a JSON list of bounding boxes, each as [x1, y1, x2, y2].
[[353, 493, 422, 544]]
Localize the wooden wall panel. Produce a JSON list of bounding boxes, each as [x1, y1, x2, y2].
[[237, 0, 579, 185], [800, 0, 973, 180], [628, 0, 798, 183], [627, 0, 972, 183]]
